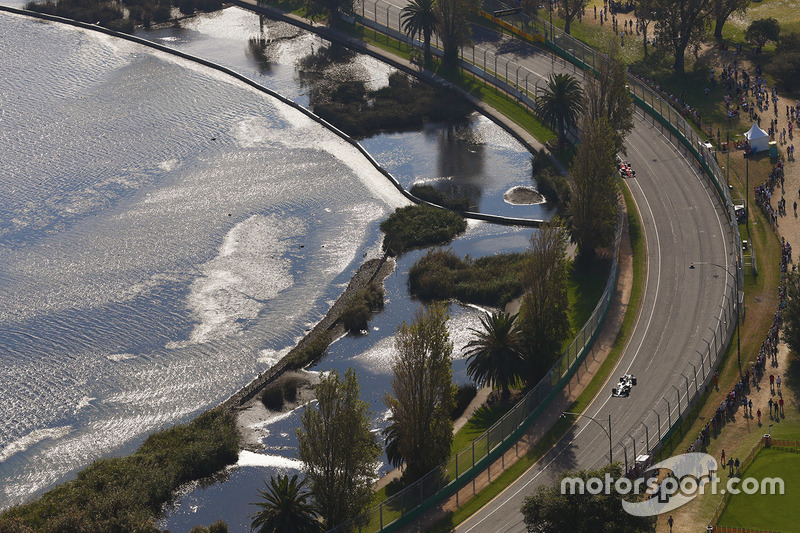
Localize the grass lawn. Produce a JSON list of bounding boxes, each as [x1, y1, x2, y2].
[[567, 256, 611, 336], [428, 180, 645, 531], [718, 448, 800, 530], [450, 403, 511, 456]]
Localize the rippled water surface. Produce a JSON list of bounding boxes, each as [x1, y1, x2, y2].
[[139, 7, 555, 219], [1, 5, 546, 525], [0, 11, 407, 508]]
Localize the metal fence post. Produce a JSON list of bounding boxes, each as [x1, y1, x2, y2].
[[667, 399, 671, 428]]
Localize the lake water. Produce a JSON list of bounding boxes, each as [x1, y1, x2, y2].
[[0, 9, 408, 508], [0, 5, 544, 526]]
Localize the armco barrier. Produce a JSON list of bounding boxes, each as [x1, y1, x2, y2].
[[329, 204, 624, 533], [324, 2, 742, 531], [478, 0, 743, 473]]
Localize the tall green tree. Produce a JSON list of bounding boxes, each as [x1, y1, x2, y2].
[[463, 311, 525, 402], [296, 368, 380, 529], [434, 0, 480, 66], [558, 0, 589, 35], [652, 0, 713, 73], [401, 0, 439, 66], [384, 302, 456, 482], [567, 117, 619, 260], [521, 463, 656, 532], [535, 73, 585, 150], [772, 33, 800, 92], [584, 39, 634, 156], [250, 475, 321, 533], [711, 0, 749, 40], [745, 18, 781, 53], [518, 222, 571, 383]]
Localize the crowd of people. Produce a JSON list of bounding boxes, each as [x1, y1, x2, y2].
[[678, 235, 792, 462], [754, 161, 785, 227], [627, 70, 704, 125]]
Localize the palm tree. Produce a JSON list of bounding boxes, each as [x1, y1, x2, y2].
[[463, 311, 525, 402], [401, 0, 438, 66], [535, 73, 585, 150], [250, 474, 321, 533]]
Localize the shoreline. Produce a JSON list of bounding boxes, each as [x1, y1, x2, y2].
[[220, 254, 396, 414]]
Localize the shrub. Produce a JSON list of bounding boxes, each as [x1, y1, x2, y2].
[[152, 3, 171, 22], [178, 0, 194, 14], [0, 410, 238, 531], [285, 331, 332, 370], [380, 205, 467, 256], [282, 376, 305, 403], [771, 51, 800, 93], [195, 0, 222, 10], [189, 524, 228, 533], [408, 248, 528, 307], [309, 71, 472, 138], [208, 522, 229, 533], [340, 283, 384, 333], [451, 383, 478, 419], [536, 168, 569, 207], [410, 184, 473, 211], [261, 385, 285, 411]]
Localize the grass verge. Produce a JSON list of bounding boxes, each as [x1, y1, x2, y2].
[[425, 181, 644, 530]]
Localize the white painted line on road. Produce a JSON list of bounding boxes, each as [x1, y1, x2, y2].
[[459, 177, 664, 533]]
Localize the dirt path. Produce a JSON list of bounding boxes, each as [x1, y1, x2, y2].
[[655, 49, 800, 532]]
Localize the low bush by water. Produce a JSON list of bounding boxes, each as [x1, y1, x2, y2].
[[0, 409, 239, 532], [408, 248, 528, 307], [311, 71, 473, 138], [410, 184, 474, 212], [380, 205, 467, 256], [340, 282, 384, 334], [285, 331, 332, 370]]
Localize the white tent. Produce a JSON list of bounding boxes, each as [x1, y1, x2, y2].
[[744, 122, 769, 153]]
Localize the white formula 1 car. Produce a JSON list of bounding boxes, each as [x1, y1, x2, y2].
[[612, 374, 637, 397]]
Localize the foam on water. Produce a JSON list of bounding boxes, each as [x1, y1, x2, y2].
[[187, 214, 298, 344], [0, 12, 405, 509], [257, 346, 292, 365], [0, 426, 72, 464], [236, 450, 303, 470]]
